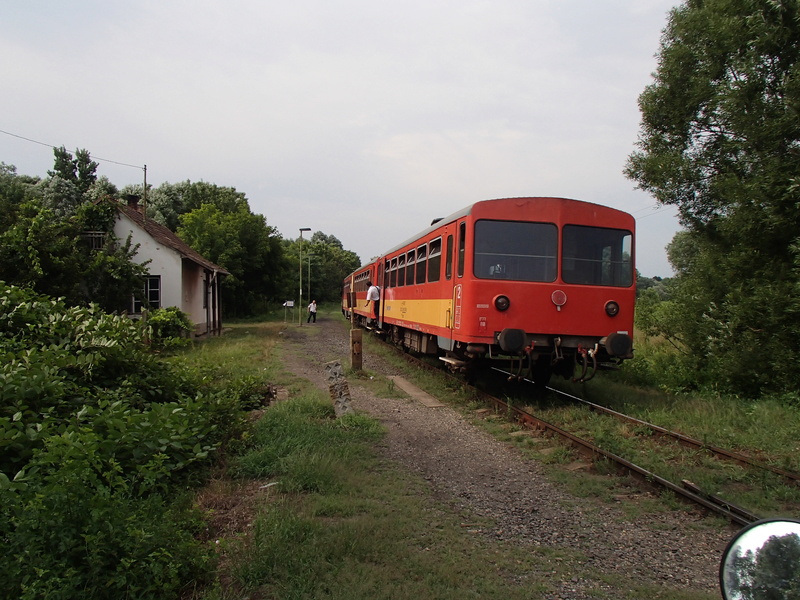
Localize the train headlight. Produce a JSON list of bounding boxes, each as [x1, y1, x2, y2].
[[605, 301, 620, 317], [493, 295, 511, 311]]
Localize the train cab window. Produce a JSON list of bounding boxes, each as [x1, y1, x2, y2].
[[473, 220, 557, 282], [416, 245, 427, 284], [457, 222, 466, 278], [406, 250, 416, 285], [428, 238, 442, 283], [390, 257, 398, 288], [562, 225, 633, 287], [445, 235, 453, 280], [397, 255, 406, 286]]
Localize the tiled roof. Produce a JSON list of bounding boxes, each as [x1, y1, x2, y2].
[[116, 202, 230, 276]]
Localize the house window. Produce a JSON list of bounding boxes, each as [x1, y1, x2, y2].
[[83, 231, 106, 250], [131, 275, 161, 314]]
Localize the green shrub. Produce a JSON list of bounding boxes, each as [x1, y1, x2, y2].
[[0, 443, 214, 600], [147, 306, 194, 349], [0, 282, 250, 598]]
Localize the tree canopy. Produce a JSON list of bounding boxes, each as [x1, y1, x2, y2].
[[1, 150, 363, 319], [626, 0, 800, 397], [0, 153, 148, 312]]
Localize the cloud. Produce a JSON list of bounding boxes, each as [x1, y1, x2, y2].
[[0, 0, 680, 276]]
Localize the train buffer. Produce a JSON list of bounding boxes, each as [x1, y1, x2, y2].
[[388, 376, 445, 408]]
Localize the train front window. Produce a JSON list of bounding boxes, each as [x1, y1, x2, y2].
[[473, 220, 557, 282], [562, 225, 633, 287]]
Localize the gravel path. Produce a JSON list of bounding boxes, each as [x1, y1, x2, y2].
[[280, 316, 736, 599]]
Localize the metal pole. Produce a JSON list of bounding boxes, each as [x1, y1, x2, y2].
[[299, 228, 310, 325]]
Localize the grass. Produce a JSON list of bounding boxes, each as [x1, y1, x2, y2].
[[512, 344, 800, 519], [182, 315, 724, 599], [347, 319, 800, 520]]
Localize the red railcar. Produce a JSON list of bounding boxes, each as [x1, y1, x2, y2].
[[342, 197, 635, 383]]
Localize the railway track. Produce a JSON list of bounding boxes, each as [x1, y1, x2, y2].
[[372, 332, 796, 526], [541, 381, 800, 486]]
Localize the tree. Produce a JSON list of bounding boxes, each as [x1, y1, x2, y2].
[[133, 180, 251, 231], [178, 203, 284, 316], [48, 146, 98, 195], [305, 231, 361, 303], [0, 162, 148, 312], [728, 533, 800, 599], [625, 0, 800, 396], [142, 181, 363, 313]]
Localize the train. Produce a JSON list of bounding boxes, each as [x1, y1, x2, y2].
[[342, 197, 635, 384]]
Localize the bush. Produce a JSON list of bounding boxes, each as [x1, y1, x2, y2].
[[1, 446, 214, 600], [147, 306, 194, 349], [0, 282, 246, 598]]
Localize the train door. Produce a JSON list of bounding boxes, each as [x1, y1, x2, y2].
[[377, 260, 386, 327], [443, 220, 466, 349]]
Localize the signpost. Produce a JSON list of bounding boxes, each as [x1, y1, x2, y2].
[[283, 300, 294, 322]]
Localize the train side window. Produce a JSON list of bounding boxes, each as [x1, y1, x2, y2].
[[416, 244, 427, 284], [445, 235, 453, 280], [406, 249, 416, 285], [383, 260, 390, 289], [428, 238, 442, 283], [390, 257, 398, 288], [397, 255, 406, 286], [457, 222, 466, 278]]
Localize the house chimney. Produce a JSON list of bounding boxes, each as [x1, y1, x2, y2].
[[125, 194, 141, 211]]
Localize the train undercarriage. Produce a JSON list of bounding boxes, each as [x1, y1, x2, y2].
[[357, 316, 632, 387]]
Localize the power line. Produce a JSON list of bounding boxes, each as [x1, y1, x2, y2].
[[0, 127, 143, 170], [631, 202, 661, 215], [633, 203, 679, 221]]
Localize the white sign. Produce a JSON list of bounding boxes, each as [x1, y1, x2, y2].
[[283, 301, 295, 307]]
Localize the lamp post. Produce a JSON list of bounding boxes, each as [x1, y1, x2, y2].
[[299, 228, 311, 325]]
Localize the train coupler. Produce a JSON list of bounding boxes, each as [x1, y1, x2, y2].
[[572, 343, 599, 383]]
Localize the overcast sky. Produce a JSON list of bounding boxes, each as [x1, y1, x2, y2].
[[1, 0, 681, 277]]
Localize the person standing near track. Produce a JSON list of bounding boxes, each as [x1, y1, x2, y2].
[[365, 281, 380, 326], [307, 300, 317, 323]]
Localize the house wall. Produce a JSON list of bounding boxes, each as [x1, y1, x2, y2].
[[182, 261, 209, 333], [114, 213, 204, 326]]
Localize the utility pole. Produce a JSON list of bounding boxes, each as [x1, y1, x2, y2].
[[298, 228, 310, 326]]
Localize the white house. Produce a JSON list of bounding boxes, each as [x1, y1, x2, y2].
[[113, 197, 229, 336]]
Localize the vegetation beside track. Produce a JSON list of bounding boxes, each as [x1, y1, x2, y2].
[[453, 339, 800, 521], [350, 318, 800, 523], [190, 314, 718, 600], [4, 297, 786, 599]]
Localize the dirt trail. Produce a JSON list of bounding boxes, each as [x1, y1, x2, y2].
[[279, 315, 734, 599]]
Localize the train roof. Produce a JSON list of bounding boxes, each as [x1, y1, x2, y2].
[[379, 196, 632, 258]]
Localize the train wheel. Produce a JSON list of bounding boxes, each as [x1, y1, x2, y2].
[[391, 325, 403, 347]]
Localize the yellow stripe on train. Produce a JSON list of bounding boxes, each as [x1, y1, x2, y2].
[[383, 297, 453, 329]]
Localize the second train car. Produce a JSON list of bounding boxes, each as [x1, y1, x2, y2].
[[342, 197, 635, 384]]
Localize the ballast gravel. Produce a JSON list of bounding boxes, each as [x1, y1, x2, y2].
[[278, 317, 737, 599]]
